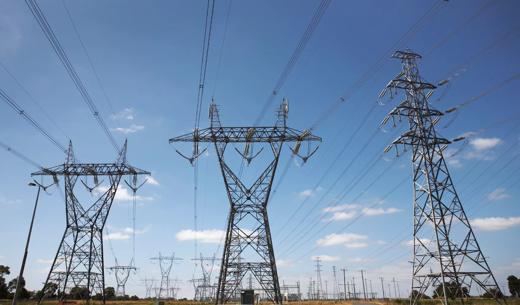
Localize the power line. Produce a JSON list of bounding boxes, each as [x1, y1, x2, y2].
[[0, 141, 44, 169], [0, 86, 68, 153], [194, 0, 216, 130], [310, 0, 447, 130], [0, 61, 69, 140], [24, 0, 120, 151], [255, 0, 332, 125], [212, 0, 233, 97], [61, 0, 116, 115]]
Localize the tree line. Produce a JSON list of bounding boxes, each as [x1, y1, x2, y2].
[[0, 265, 139, 300]]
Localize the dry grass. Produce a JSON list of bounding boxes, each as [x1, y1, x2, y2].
[[2, 300, 518, 305]]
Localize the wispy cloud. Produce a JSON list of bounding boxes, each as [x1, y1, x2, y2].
[[111, 124, 145, 134], [470, 137, 502, 151], [0, 196, 21, 206], [471, 217, 520, 231], [111, 108, 135, 120], [323, 202, 401, 221], [105, 227, 148, 241], [465, 137, 502, 160], [94, 186, 154, 202], [176, 229, 225, 244], [316, 233, 368, 249], [361, 207, 401, 216], [486, 188, 510, 202], [311, 255, 340, 262], [146, 176, 160, 186], [298, 187, 323, 199]]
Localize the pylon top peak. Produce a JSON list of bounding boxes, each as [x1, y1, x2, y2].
[[392, 49, 422, 61]]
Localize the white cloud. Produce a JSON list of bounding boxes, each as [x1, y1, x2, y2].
[[104, 226, 148, 240], [323, 203, 400, 221], [464, 137, 503, 160], [470, 137, 502, 151], [95, 186, 154, 202], [345, 242, 368, 249], [323, 204, 360, 213], [361, 207, 401, 216], [146, 176, 160, 186], [311, 255, 340, 262], [0, 196, 21, 206], [328, 211, 357, 221], [404, 238, 433, 247], [111, 108, 135, 120], [471, 217, 520, 231], [176, 229, 225, 244], [486, 188, 510, 202], [298, 187, 322, 199], [105, 231, 131, 240], [316, 233, 367, 247], [111, 124, 145, 134]]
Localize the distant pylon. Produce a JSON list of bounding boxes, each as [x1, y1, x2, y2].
[[314, 257, 323, 300], [150, 253, 183, 300], [380, 49, 504, 305], [108, 263, 136, 297]]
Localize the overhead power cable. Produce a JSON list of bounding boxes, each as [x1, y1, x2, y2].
[[310, 0, 446, 130], [254, 0, 332, 125], [194, 0, 216, 130], [212, 0, 233, 97], [0, 141, 44, 169], [24, 0, 120, 151], [61, 0, 116, 115], [0, 61, 69, 140], [0, 87, 68, 154]]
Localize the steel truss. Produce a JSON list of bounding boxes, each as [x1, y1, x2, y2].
[[33, 141, 149, 304], [169, 101, 320, 304], [380, 50, 504, 305], [108, 264, 136, 297]]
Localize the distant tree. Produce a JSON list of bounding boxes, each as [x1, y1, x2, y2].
[[433, 281, 469, 300], [69, 286, 90, 299], [130, 295, 139, 300], [410, 290, 431, 300], [508, 275, 520, 297], [481, 288, 503, 299], [104, 287, 116, 300], [8, 276, 31, 299], [0, 265, 11, 299]]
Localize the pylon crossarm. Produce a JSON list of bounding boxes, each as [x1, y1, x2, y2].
[[169, 126, 321, 143], [32, 163, 149, 176]]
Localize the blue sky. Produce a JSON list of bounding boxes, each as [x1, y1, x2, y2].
[[1, 0, 520, 299]]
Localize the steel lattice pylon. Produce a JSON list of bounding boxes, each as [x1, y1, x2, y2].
[[108, 264, 136, 297], [33, 141, 149, 304], [170, 100, 321, 304], [380, 50, 504, 305]]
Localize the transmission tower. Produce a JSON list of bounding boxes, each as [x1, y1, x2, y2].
[[314, 257, 323, 300], [169, 100, 321, 304], [108, 263, 136, 297], [143, 278, 156, 298], [192, 254, 218, 301], [380, 50, 504, 305], [33, 141, 149, 304], [150, 253, 183, 300]]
